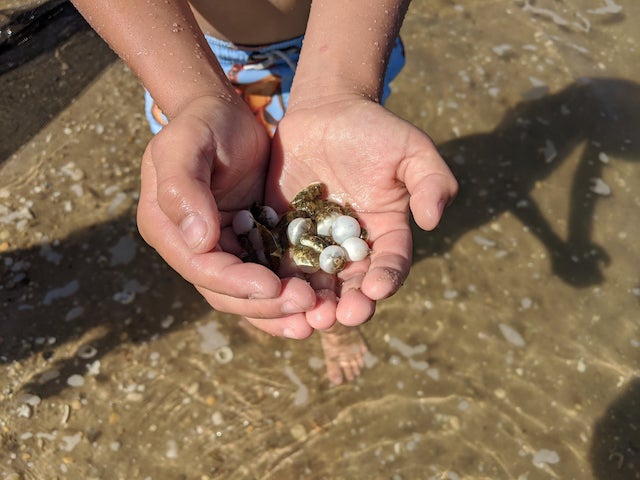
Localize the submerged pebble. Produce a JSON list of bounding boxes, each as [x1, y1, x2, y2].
[[66, 374, 85, 387], [532, 448, 560, 468], [499, 323, 526, 347]]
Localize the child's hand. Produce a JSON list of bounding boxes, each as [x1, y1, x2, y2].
[[263, 95, 458, 330], [136, 95, 317, 338]]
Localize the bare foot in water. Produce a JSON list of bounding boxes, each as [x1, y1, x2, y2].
[[319, 323, 369, 385]]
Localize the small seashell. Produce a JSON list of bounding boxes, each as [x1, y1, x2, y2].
[[258, 205, 280, 227], [287, 217, 315, 245], [76, 344, 98, 359], [341, 236, 370, 262], [316, 211, 339, 236], [232, 210, 255, 235], [319, 245, 347, 274], [331, 215, 361, 244], [292, 245, 320, 274], [213, 346, 234, 364], [291, 182, 324, 210], [299, 233, 330, 253]]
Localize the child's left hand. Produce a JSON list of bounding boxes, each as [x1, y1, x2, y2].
[[248, 95, 458, 333]]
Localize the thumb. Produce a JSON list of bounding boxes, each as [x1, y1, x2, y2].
[[147, 118, 221, 253], [402, 141, 458, 231]]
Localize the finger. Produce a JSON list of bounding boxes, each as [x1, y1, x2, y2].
[[360, 227, 412, 301], [138, 191, 285, 299], [409, 172, 458, 231], [196, 277, 316, 319], [401, 141, 458, 231], [305, 272, 339, 330], [318, 259, 375, 326], [147, 118, 221, 253], [336, 287, 376, 327], [333, 263, 376, 327], [347, 210, 412, 302]]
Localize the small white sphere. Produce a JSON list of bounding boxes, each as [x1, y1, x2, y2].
[[342, 236, 370, 262], [316, 212, 339, 236], [319, 245, 347, 274], [260, 205, 279, 227], [232, 209, 255, 235], [287, 217, 314, 245], [331, 215, 361, 244]]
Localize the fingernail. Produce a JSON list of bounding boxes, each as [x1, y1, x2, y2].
[[437, 199, 447, 217], [281, 300, 304, 315], [180, 215, 207, 250]]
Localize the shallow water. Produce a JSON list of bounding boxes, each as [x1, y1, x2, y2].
[[1, 1, 639, 479]]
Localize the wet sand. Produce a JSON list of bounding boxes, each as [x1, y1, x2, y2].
[[1, 1, 639, 479]]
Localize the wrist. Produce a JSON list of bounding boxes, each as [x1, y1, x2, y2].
[[289, 69, 384, 110], [289, 0, 409, 108]]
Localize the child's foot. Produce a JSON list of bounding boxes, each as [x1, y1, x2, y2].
[[319, 324, 369, 385]]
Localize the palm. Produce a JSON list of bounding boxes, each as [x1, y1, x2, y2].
[[267, 97, 457, 327]]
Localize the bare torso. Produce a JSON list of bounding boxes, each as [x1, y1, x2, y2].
[[189, 0, 311, 46]]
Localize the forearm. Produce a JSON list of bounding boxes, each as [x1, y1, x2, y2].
[[290, 0, 409, 106], [71, 0, 236, 118]]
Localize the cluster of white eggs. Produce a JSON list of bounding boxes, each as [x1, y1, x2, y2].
[[286, 214, 370, 274], [231, 206, 370, 275]]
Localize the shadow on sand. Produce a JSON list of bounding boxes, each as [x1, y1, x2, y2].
[[589, 377, 640, 479], [0, 0, 117, 162], [413, 76, 639, 286]]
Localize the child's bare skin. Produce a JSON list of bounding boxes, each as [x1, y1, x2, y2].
[[71, 0, 457, 343], [190, 0, 311, 46], [239, 318, 368, 384], [319, 324, 368, 385]]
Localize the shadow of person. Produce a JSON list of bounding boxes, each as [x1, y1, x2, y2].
[[413, 77, 640, 287], [0, 1, 117, 163], [590, 377, 640, 479], [0, 210, 220, 398]]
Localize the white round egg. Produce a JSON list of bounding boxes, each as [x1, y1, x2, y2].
[[232, 210, 255, 235], [319, 245, 347, 274], [341, 236, 370, 262], [260, 205, 279, 227], [287, 217, 314, 245], [316, 211, 339, 236], [331, 215, 361, 244]]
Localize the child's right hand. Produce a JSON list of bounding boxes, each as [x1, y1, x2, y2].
[[136, 95, 317, 338]]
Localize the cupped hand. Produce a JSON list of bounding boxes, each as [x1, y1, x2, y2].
[[136, 95, 316, 338], [264, 95, 458, 329]]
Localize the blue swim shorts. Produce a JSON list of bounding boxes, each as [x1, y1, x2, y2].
[[145, 34, 405, 136]]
